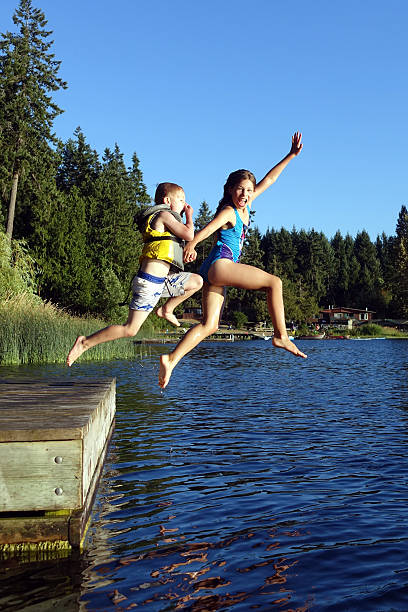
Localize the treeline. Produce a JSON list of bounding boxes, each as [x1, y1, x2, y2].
[[1, 0, 407, 328]]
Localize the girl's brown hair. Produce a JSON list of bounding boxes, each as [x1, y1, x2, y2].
[[214, 169, 256, 216]]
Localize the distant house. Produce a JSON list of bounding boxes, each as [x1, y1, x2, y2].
[[319, 306, 375, 326]]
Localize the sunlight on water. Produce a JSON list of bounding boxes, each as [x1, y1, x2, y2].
[[1, 339, 408, 610]]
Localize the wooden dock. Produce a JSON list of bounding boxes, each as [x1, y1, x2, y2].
[[0, 378, 116, 554], [136, 329, 254, 344]]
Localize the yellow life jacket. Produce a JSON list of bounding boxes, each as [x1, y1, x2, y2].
[[139, 205, 185, 270]]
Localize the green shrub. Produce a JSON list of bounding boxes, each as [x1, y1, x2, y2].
[[351, 323, 384, 337], [296, 324, 310, 336], [231, 311, 248, 329], [0, 232, 38, 300]]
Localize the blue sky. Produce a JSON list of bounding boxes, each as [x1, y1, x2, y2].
[[1, 0, 407, 240]]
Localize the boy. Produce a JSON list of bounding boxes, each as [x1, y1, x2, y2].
[[66, 182, 203, 366]]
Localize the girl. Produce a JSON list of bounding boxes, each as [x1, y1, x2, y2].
[[159, 133, 307, 388]]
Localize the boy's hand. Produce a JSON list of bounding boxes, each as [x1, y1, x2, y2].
[[290, 131, 303, 156], [184, 242, 197, 262], [184, 204, 193, 218]]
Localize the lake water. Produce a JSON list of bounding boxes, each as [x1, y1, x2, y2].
[[1, 339, 408, 611]]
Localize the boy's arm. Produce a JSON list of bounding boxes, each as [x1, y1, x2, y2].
[[253, 132, 302, 201], [161, 205, 194, 241]]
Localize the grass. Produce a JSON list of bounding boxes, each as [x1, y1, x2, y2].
[[292, 324, 408, 339], [0, 293, 155, 366], [348, 323, 408, 338]]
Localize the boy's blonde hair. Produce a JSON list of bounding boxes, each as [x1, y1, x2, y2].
[[154, 182, 183, 204]]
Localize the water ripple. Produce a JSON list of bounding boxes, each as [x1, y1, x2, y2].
[[1, 340, 408, 610]]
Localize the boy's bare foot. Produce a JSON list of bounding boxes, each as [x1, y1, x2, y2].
[[273, 336, 307, 359], [66, 335, 87, 367], [159, 354, 175, 388], [156, 306, 180, 327]]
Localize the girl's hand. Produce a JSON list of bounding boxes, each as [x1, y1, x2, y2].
[[184, 242, 197, 263], [290, 131, 303, 156]]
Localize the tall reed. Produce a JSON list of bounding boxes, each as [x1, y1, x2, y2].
[[0, 293, 154, 365]]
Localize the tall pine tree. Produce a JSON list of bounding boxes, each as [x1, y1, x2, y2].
[[392, 205, 408, 317], [352, 230, 382, 309], [190, 200, 213, 272], [88, 145, 149, 317], [56, 127, 100, 196], [0, 0, 67, 239], [237, 226, 269, 322]]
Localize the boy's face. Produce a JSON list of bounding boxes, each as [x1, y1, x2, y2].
[[167, 189, 186, 214]]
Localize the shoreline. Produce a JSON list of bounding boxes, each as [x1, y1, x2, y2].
[[136, 333, 408, 345]]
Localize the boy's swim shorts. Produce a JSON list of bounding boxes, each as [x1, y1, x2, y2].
[[129, 269, 191, 312]]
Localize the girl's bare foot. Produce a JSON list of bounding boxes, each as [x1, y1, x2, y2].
[[159, 354, 175, 388], [156, 306, 180, 327], [66, 336, 87, 366], [273, 336, 307, 359]]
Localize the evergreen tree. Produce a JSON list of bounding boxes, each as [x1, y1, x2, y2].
[[305, 230, 333, 301], [348, 254, 361, 305], [330, 231, 350, 306], [189, 200, 213, 273], [46, 135, 150, 316], [338, 234, 359, 306], [129, 152, 151, 207], [281, 276, 319, 324], [56, 127, 100, 196], [260, 228, 278, 274], [293, 228, 309, 278], [36, 187, 94, 310], [392, 205, 408, 317], [38, 129, 102, 312], [0, 0, 67, 239], [89, 145, 147, 317], [236, 226, 269, 322], [194, 201, 213, 230], [241, 226, 264, 269], [352, 230, 383, 309], [261, 227, 296, 280], [291, 229, 333, 301], [279, 227, 297, 280], [375, 232, 394, 314]]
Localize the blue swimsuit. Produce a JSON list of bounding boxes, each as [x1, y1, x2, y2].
[[200, 205, 250, 282]]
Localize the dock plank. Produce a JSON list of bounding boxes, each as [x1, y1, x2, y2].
[[0, 379, 114, 441]]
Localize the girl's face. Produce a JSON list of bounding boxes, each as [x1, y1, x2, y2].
[[229, 179, 254, 209]]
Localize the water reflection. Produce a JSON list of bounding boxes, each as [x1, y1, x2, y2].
[[83, 527, 309, 610], [0, 550, 85, 610]]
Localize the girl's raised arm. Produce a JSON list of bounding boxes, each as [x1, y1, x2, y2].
[[253, 132, 302, 200]]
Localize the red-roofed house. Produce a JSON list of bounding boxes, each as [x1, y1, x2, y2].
[[319, 307, 375, 326]]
